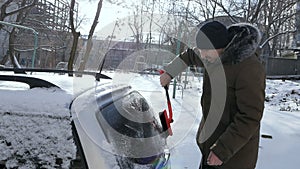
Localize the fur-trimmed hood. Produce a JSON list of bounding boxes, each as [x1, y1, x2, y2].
[[221, 23, 262, 64]]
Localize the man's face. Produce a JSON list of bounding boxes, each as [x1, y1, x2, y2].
[[197, 48, 223, 63]]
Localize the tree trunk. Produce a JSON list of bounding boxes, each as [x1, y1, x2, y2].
[[68, 0, 80, 76], [68, 31, 80, 76], [78, 0, 103, 71], [8, 28, 18, 68], [0, 54, 9, 65], [78, 38, 92, 71]]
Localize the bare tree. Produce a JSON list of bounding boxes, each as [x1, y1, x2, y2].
[[128, 3, 147, 50], [68, 0, 80, 75], [0, 0, 37, 27], [191, 0, 218, 21], [0, 0, 37, 67], [260, 0, 298, 56], [78, 0, 104, 71], [1, 0, 75, 69], [190, 0, 299, 57]]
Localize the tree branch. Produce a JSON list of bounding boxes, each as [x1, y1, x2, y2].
[[260, 30, 297, 48], [210, 0, 239, 23], [250, 0, 264, 23], [88, 0, 103, 39], [0, 0, 14, 21], [6, 0, 37, 17]]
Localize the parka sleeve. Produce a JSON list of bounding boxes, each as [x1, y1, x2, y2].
[[210, 62, 266, 163], [164, 48, 203, 78]]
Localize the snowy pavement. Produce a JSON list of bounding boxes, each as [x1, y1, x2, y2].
[[0, 87, 76, 169], [120, 73, 300, 169], [0, 71, 300, 168]]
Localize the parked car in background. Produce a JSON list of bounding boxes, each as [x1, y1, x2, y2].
[[55, 62, 68, 70], [55, 62, 68, 75], [138, 68, 160, 75]]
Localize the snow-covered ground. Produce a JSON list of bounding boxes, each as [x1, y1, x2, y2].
[[0, 71, 300, 168]]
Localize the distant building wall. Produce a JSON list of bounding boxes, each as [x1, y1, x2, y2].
[[97, 40, 173, 71], [266, 57, 300, 75], [76, 38, 174, 71]]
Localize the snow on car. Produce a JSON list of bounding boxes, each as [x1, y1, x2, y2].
[[70, 81, 171, 169]]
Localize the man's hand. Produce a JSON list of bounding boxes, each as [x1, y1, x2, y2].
[[207, 151, 223, 166], [160, 72, 171, 87]]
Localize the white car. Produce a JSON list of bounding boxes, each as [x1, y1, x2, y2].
[[70, 81, 171, 169]]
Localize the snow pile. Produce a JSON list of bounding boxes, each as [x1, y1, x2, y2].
[[0, 87, 76, 169], [265, 80, 300, 111]]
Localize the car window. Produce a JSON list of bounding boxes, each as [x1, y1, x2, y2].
[[121, 92, 150, 114], [96, 91, 162, 138]]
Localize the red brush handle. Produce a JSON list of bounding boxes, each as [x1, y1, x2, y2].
[[159, 69, 173, 123], [163, 110, 173, 136], [164, 86, 173, 122], [158, 69, 165, 75]]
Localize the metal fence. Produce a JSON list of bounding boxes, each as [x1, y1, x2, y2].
[[265, 56, 300, 76]]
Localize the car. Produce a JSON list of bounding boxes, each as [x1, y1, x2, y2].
[[138, 68, 160, 75], [0, 69, 171, 169], [55, 62, 68, 70], [69, 81, 171, 169]]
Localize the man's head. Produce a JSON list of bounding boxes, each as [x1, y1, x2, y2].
[[196, 21, 229, 63]]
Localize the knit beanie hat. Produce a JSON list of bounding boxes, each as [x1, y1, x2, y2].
[[196, 21, 229, 49]]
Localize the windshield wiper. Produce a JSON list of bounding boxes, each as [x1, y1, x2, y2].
[[0, 68, 112, 81]]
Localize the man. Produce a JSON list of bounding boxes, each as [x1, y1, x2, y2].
[[160, 21, 266, 169]]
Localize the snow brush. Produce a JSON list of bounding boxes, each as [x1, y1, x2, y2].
[[159, 70, 174, 137]]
